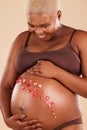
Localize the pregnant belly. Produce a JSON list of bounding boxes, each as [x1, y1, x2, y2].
[[11, 72, 81, 130]]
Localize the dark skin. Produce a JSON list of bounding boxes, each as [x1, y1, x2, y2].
[[0, 32, 42, 130], [0, 10, 87, 130], [27, 13, 87, 98]]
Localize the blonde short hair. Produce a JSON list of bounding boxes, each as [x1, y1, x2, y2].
[[26, 0, 60, 14]]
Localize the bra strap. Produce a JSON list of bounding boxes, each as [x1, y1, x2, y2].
[[25, 32, 31, 47], [69, 29, 77, 43]]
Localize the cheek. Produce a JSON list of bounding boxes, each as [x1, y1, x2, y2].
[[28, 27, 34, 32], [47, 25, 56, 33]]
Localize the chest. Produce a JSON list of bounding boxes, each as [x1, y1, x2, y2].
[[26, 33, 70, 53], [15, 43, 81, 76]]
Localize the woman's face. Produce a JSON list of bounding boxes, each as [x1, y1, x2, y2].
[[27, 13, 60, 41]]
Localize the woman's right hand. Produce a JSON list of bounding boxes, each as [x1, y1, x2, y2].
[[6, 114, 42, 130]]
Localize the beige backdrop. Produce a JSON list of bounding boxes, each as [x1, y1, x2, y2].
[[0, 0, 87, 130]]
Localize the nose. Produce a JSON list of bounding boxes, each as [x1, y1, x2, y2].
[[34, 27, 44, 35]]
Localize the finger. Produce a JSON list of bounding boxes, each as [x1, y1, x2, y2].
[[13, 114, 26, 120], [31, 69, 41, 75], [28, 119, 39, 125], [33, 123, 42, 128], [26, 69, 33, 74], [30, 67, 40, 75], [20, 123, 42, 130], [35, 70, 42, 75], [33, 66, 38, 71], [30, 66, 38, 71], [29, 123, 42, 129], [20, 126, 31, 130], [37, 60, 41, 65], [20, 119, 39, 127], [27, 68, 35, 74]]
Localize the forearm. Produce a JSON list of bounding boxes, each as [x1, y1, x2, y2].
[[53, 66, 87, 98], [0, 86, 12, 122], [28, 60, 87, 97]]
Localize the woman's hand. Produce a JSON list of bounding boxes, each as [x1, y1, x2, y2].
[[6, 114, 42, 130], [27, 60, 58, 78]]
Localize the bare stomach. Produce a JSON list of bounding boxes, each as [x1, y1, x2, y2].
[[11, 72, 81, 130]]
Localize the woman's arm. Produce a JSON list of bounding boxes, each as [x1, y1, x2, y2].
[[28, 30, 87, 98], [53, 30, 87, 97], [0, 31, 42, 130], [0, 32, 23, 120]]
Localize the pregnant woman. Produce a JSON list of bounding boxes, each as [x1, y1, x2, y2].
[[0, 0, 87, 130]]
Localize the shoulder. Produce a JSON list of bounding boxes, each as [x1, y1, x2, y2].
[[8, 31, 31, 59], [75, 30, 87, 51], [9, 31, 31, 53], [71, 29, 87, 54], [13, 31, 30, 48], [75, 30, 87, 42]]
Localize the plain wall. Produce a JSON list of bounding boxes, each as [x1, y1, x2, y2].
[[0, 0, 87, 130]]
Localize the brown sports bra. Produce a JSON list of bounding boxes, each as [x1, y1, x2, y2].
[[15, 30, 81, 75]]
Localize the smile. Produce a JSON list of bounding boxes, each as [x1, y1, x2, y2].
[[38, 35, 47, 38]]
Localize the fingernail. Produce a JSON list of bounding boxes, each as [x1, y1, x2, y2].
[[21, 114, 26, 118], [32, 119, 38, 122]]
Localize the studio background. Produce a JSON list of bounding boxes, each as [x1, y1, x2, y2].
[[0, 0, 87, 129]]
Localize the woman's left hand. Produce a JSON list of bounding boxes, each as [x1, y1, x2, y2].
[[27, 60, 57, 78]]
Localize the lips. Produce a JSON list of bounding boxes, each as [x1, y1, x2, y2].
[[38, 34, 47, 39], [35, 33, 51, 41]]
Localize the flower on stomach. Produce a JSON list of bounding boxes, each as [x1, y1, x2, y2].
[[16, 76, 57, 119]]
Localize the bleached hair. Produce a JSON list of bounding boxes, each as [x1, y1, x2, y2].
[[26, 0, 60, 14]]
